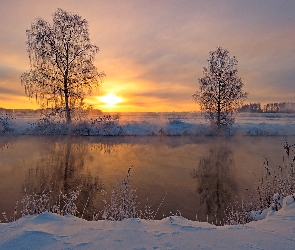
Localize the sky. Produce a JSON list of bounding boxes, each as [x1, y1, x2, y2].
[[0, 0, 294, 112]]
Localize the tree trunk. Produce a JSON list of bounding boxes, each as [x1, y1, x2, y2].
[[217, 80, 221, 129], [64, 49, 71, 124], [64, 77, 71, 124]]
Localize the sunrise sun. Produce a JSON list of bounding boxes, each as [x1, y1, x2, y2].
[[98, 93, 123, 107]]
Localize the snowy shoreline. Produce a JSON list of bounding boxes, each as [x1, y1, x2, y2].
[[2, 112, 295, 136], [1, 195, 295, 250]]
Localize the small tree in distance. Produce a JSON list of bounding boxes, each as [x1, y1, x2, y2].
[[21, 9, 104, 123], [193, 47, 247, 129]]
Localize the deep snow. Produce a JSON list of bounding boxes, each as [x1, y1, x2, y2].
[[1, 195, 295, 249]]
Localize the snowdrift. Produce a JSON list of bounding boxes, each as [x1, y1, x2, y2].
[[0, 194, 295, 249]]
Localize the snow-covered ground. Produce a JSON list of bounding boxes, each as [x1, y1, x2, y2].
[[0, 195, 295, 249], [2, 112, 295, 136]]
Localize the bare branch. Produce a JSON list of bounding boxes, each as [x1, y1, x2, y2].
[[21, 9, 104, 123], [193, 47, 247, 129]]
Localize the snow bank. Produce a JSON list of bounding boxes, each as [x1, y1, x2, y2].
[[121, 121, 295, 136], [2, 112, 295, 136], [1, 195, 295, 250]]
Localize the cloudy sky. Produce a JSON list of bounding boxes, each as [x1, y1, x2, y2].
[[0, 0, 294, 112]]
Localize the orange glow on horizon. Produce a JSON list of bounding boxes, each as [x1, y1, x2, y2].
[[0, 97, 39, 110]]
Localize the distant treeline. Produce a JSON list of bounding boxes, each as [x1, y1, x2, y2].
[[0, 108, 39, 115], [238, 102, 295, 113]]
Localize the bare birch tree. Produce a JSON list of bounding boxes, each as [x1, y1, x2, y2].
[[193, 47, 247, 129], [21, 9, 104, 123]]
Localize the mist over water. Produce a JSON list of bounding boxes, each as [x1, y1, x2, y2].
[[0, 135, 293, 224], [3, 111, 295, 136]]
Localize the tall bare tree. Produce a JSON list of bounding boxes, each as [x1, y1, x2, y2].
[[21, 9, 104, 123], [193, 47, 247, 129]]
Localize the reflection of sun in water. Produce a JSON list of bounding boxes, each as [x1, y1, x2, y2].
[[98, 93, 123, 107]]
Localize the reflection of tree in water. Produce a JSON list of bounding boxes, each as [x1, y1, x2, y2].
[[23, 137, 102, 220], [0, 135, 12, 150], [191, 145, 238, 225], [90, 142, 118, 154]]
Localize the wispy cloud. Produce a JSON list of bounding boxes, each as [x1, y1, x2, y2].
[[0, 0, 294, 111]]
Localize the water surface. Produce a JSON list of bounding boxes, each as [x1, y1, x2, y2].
[[0, 135, 293, 224]]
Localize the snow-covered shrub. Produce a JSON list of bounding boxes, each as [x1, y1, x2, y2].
[[226, 141, 295, 224], [248, 142, 295, 210], [81, 115, 122, 136], [248, 193, 284, 221], [96, 167, 137, 221], [0, 114, 14, 133], [55, 190, 80, 216], [28, 115, 69, 135], [21, 190, 51, 216], [21, 189, 80, 217], [93, 167, 163, 221], [28, 114, 123, 135], [3, 167, 163, 222], [168, 115, 185, 124]]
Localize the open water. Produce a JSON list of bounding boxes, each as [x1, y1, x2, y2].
[[0, 134, 294, 224]]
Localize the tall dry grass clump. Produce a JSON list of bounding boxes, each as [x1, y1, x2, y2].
[[93, 167, 164, 221], [226, 141, 295, 224], [1, 167, 164, 222]]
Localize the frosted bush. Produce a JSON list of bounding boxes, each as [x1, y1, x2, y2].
[[74, 115, 123, 136], [95, 167, 137, 221], [93, 167, 164, 221], [21, 189, 80, 217], [0, 114, 14, 134], [168, 115, 185, 124], [226, 141, 295, 224], [28, 114, 122, 135], [21, 190, 51, 216], [3, 167, 163, 222], [29, 116, 69, 135], [59, 190, 79, 216]]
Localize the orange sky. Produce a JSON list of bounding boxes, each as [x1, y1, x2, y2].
[[0, 0, 295, 112]]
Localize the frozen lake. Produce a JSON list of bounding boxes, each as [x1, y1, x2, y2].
[[1, 135, 294, 224]]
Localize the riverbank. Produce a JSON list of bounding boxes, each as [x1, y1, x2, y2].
[[1, 194, 295, 249]]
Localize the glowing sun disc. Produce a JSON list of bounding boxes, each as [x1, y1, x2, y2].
[[99, 94, 122, 106]]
